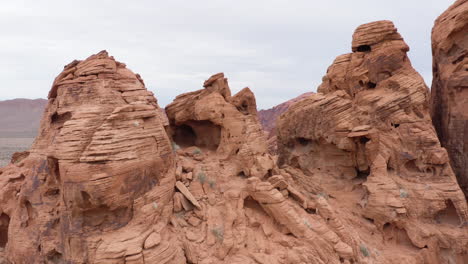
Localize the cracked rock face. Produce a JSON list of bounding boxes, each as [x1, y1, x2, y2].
[[277, 20, 468, 263], [430, 0, 468, 198]]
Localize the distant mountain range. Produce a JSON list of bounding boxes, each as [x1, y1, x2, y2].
[[0, 93, 314, 139], [0, 98, 47, 138], [258, 92, 314, 137]]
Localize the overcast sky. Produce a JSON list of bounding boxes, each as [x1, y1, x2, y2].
[[0, 0, 454, 109]]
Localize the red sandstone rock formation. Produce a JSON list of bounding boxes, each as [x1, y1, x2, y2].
[[1, 9, 468, 264], [165, 74, 357, 263], [258, 92, 314, 154], [430, 0, 468, 197], [0, 53, 359, 263], [0, 51, 178, 263], [277, 20, 468, 263], [258, 92, 314, 138]]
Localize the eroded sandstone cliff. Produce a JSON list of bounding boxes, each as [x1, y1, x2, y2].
[[0, 51, 178, 263], [277, 20, 468, 263], [0, 14, 467, 264], [430, 0, 468, 197]]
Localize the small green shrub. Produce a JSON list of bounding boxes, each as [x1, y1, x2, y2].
[[399, 188, 409, 198], [192, 148, 202, 155], [211, 227, 224, 242], [360, 244, 370, 257], [317, 192, 329, 200], [303, 219, 312, 230], [172, 142, 180, 152], [208, 179, 216, 188], [152, 202, 158, 209], [198, 172, 207, 184]]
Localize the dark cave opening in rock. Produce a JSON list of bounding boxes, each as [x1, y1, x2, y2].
[[0, 213, 10, 248], [173, 124, 196, 148], [173, 120, 221, 151], [47, 157, 61, 183], [47, 249, 63, 264], [382, 223, 417, 249], [236, 100, 249, 115], [357, 45, 372, 52], [436, 199, 460, 225], [51, 111, 72, 125], [359, 136, 370, 144], [367, 82, 376, 89], [356, 168, 370, 179], [296, 137, 311, 146]]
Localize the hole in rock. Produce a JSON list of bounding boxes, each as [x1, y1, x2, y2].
[[236, 101, 249, 115], [83, 205, 133, 230], [357, 45, 371, 52], [404, 160, 419, 172], [296, 137, 311, 146], [243, 196, 269, 222], [436, 200, 460, 226], [24, 200, 36, 227], [306, 208, 317, 214], [47, 249, 63, 264], [8, 174, 25, 183], [359, 136, 370, 144], [384, 225, 415, 248], [47, 157, 61, 183], [0, 213, 10, 248], [383, 222, 391, 230], [367, 82, 376, 89], [81, 191, 92, 208], [452, 54, 465, 65], [237, 171, 247, 178], [45, 188, 60, 196], [173, 120, 221, 151], [391, 123, 400, 128], [50, 112, 72, 125], [356, 168, 370, 180], [266, 169, 273, 177]]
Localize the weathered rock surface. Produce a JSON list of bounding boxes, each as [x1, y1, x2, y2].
[[1, 10, 468, 264], [277, 20, 468, 263], [166, 73, 275, 179], [0, 56, 359, 263], [430, 0, 468, 197], [0, 51, 179, 263], [258, 92, 314, 138], [258, 92, 314, 154], [165, 75, 360, 263]]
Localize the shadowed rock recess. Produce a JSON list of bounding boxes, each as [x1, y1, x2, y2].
[[430, 0, 468, 198], [0, 22, 467, 264]]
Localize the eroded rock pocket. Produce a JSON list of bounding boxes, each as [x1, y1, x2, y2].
[[172, 120, 221, 151], [0, 213, 10, 248]]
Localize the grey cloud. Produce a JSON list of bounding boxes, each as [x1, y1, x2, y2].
[[0, 0, 453, 109]]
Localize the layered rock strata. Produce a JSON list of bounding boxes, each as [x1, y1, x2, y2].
[[0, 51, 179, 263], [277, 20, 468, 263]]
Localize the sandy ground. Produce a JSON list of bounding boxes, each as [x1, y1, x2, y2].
[[0, 137, 34, 167]]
